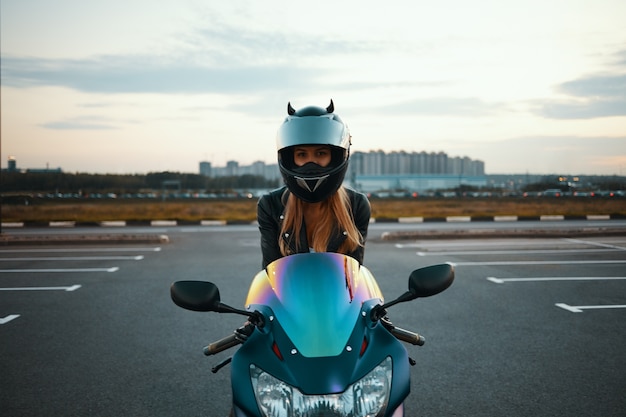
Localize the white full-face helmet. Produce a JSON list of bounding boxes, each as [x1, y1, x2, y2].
[[276, 100, 351, 203]]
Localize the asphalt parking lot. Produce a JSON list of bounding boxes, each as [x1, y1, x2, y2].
[[1, 225, 625, 416]]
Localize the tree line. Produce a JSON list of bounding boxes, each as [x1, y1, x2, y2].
[[2, 171, 624, 197], [1, 171, 280, 194]]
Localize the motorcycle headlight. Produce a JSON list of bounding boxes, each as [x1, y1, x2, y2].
[[250, 357, 392, 417]]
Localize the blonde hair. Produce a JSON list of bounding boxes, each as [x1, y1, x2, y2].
[[279, 187, 363, 256]]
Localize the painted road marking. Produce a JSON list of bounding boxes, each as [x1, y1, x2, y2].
[[0, 256, 144, 261], [0, 247, 161, 253], [416, 248, 620, 256], [453, 260, 626, 266], [0, 315, 20, 324], [563, 238, 626, 251], [0, 285, 82, 291], [487, 276, 626, 284], [396, 239, 589, 249], [555, 303, 626, 313], [0, 267, 119, 273]]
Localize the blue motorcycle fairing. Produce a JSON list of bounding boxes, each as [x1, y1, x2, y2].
[[245, 253, 384, 358], [230, 253, 411, 416], [231, 300, 410, 416]]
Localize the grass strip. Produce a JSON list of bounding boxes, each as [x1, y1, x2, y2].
[[2, 197, 624, 223]]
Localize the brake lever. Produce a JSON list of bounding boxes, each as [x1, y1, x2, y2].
[[211, 357, 232, 373]]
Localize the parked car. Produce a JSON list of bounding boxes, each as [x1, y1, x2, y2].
[[543, 189, 563, 197]]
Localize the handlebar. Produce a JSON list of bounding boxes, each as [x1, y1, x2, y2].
[[204, 332, 242, 355], [203, 322, 256, 356], [204, 319, 424, 357], [390, 326, 425, 346], [379, 316, 425, 346]]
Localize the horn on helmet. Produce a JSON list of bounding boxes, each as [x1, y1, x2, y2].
[[326, 99, 334, 113], [287, 102, 296, 115]]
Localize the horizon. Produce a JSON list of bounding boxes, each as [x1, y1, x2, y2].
[[5, 155, 626, 179], [2, 1, 625, 176]]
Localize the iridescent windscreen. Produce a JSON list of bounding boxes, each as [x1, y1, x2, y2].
[[245, 253, 383, 357]]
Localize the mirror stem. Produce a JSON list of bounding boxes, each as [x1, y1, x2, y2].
[[370, 305, 387, 322], [216, 302, 248, 315], [381, 291, 415, 310]]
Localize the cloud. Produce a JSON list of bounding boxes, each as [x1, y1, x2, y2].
[[381, 97, 503, 117], [537, 98, 626, 119], [559, 73, 626, 98], [188, 24, 376, 67], [39, 116, 119, 130], [0, 20, 381, 96], [613, 49, 626, 66], [1, 55, 326, 95], [535, 72, 626, 119]]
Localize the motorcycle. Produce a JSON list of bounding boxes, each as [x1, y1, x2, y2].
[[171, 252, 454, 417]]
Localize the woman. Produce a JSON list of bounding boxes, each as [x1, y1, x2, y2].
[[257, 100, 371, 268]]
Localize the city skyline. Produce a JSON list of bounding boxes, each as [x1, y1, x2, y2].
[[5, 148, 485, 176], [6, 151, 622, 197], [2, 1, 625, 176], [201, 149, 485, 179], [9, 147, 626, 178]]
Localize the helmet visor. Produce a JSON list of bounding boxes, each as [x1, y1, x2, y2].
[[276, 116, 350, 151]]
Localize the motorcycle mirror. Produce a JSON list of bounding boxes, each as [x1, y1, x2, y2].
[[408, 263, 455, 298], [170, 280, 222, 312], [376, 263, 455, 317]]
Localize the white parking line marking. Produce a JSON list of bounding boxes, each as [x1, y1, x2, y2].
[[0, 315, 20, 324], [0, 267, 119, 273], [396, 240, 574, 249], [0, 285, 82, 291], [453, 260, 626, 266], [555, 303, 626, 313], [416, 248, 619, 256], [563, 238, 626, 251], [0, 247, 161, 253], [0, 256, 144, 261], [487, 276, 626, 284]]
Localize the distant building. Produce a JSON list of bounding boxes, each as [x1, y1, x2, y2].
[[349, 150, 484, 176], [199, 150, 486, 192], [354, 174, 487, 194], [3, 156, 62, 173], [346, 150, 486, 192], [200, 160, 280, 180], [26, 168, 63, 173], [199, 161, 211, 176], [225, 160, 238, 176], [7, 156, 17, 172]]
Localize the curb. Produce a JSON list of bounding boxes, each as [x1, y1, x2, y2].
[[1, 214, 624, 229], [0, 233, 170, 246], [372, 214, 623, 223], [2, 215, 624, 246], [381, 227, 626, 241]]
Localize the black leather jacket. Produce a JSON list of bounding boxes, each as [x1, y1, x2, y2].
[[257, 186, 371, 268]]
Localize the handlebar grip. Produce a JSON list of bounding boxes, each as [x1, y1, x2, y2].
[[204, 332, 242, 356], [390, 326, 425, 346]]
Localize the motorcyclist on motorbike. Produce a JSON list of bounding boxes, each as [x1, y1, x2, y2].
[[257, 100, 371, 268], [170, 102, 456, 417]]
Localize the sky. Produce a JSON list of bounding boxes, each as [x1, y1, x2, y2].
[[1, 0, 625, 176]]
